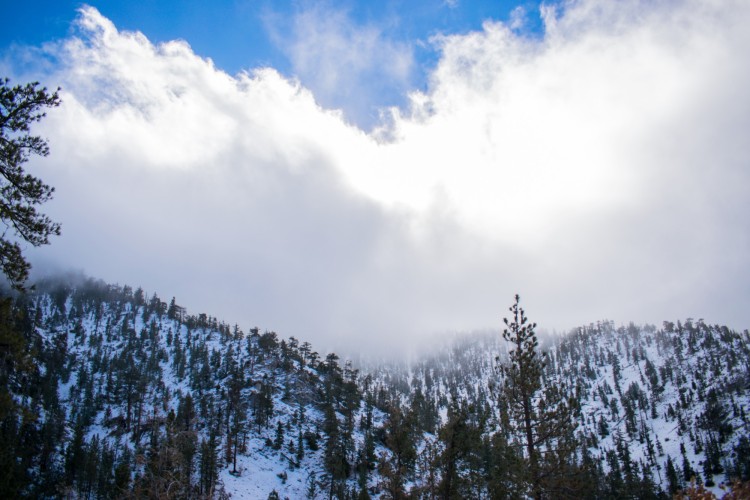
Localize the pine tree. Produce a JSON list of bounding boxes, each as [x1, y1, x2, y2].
[[114, 446, 132, 493], [199, 433, 219, 496], [435, 400, 486, 499], [498, 294, 580, 499], [0, 297, 37, 496], [379, 403, 416, 498], [665, 455, 681, 495], [0, 79, 62, 289], [274, 421, 285, 451], [323, 402, 349, 499], [486, 431, 524, 500]]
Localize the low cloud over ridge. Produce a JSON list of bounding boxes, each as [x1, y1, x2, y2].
[[10, 1, 750, 356]]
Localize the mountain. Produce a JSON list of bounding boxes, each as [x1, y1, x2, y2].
[[1, 275, 748, 498]]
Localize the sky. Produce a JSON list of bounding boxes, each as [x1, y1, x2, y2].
[[1, 0, 543, 128], [2, 0, 749, 357]]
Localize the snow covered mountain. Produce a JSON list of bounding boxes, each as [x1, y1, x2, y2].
[[1, 275, 748, 498]]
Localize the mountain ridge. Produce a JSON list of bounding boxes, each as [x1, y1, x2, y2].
[[1, 274, 748, 498]]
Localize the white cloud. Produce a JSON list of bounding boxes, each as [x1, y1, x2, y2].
[[264, 3, 414, 128], [13, 0, 750, 358], [509, 6, 527, 30]]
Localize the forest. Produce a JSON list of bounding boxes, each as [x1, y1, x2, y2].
[[1, 276, 749, 499]]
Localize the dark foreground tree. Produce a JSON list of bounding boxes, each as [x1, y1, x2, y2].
[[0, 78, 61, 290], [498, 294, 581, 499]]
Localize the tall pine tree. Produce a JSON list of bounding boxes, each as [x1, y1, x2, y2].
[[498, 294, 580, 499]]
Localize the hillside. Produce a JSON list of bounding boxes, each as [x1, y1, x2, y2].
[[1, 276, 749, 499]]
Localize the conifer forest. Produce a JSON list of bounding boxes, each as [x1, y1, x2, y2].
[[1, 277, 749, 499]]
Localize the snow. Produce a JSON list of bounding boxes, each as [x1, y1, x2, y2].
[[20, 280, 750, 498]]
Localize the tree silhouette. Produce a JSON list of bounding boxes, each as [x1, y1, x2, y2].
[[0, 78, 61, 290]]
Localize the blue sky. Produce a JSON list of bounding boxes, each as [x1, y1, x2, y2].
[[2, 1, 749, 356], [3, 0, 543, 127], [2, 1, 543, 68]]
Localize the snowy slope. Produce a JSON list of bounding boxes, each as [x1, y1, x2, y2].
[[4, 276, 749, 498]]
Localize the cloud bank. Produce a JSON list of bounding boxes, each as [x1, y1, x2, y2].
[[10, 0, 750, 356]]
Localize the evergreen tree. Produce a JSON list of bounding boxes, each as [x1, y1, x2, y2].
[[323, 402, 349, 499], [435, 400, 486, 499], [274, 420, 285, 451], [0, 78, 61, 290], [226, 356, 247, 473], [378, 403, 416, 498], [113, 445, 131, 494], [498, 294, 580, 499], [486, 431, 524, 500], [199, 433, 219, 496], [0, 297, 37, 496], [665, 455, 681, 495]]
